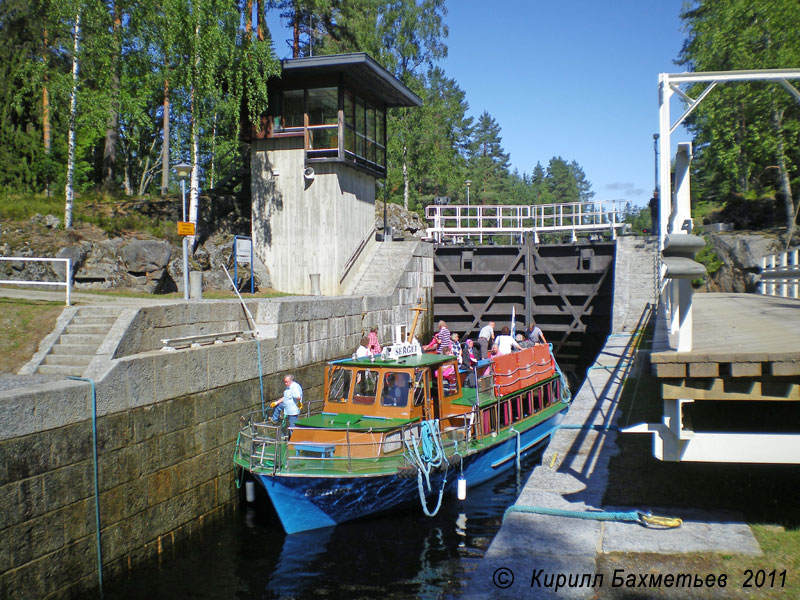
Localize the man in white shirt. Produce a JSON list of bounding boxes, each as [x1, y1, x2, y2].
[[477, 321, 495, 360], [271, 374, 303, 429]]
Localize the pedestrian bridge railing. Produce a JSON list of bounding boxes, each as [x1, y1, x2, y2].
[[424, 200, 626, 243], [0, 257, 72, 305], [760, 247, 800, 299]]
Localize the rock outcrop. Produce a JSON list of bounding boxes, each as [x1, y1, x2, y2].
[[0, 216, 269, 294], [700, 231, 783, 293], [375, 200, 428, 239]]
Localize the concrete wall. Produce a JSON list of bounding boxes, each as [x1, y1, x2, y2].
[[0, 242, 432, 599], [251, 138, 376, 296], [611, 236, 659, 333]]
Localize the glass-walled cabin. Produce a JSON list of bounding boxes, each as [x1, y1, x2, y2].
[[266, 83, 387, 177]]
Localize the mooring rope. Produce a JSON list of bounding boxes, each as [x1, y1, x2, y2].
[[504, 505, 682, 528], [404, 420, 448, 517]]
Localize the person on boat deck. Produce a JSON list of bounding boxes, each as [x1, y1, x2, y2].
[[517, 333, 535, 349], [477, 321, 495, 360], [271, 375, 302, 429], [424, 320, 452, 353], [435, 320, 451, 353], [355, 335, 371, 358], [382, 373, 408, 406], [463, 339, 479, 387], [435, 347, 457, 390], [526, 320, 547, 345], [493, 326, 522, 356], [451, 332, 463, 365], [367, 326, 382, 354]]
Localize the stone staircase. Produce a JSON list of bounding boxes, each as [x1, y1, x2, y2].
[[344, 241, 419, 297], [612, 235, 659, 333], [36, 306, 124, 377]]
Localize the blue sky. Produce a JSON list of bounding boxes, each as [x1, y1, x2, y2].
[[268, 1, 693, 208]]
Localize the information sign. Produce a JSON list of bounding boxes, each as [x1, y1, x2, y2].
[[177, 221, 195, 236]]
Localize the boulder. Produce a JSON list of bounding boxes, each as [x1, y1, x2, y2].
[[375, 201, 428, 238], [54, 244, 89, 279], [120, 240, 172, 274], [701, 231, 782, 293]]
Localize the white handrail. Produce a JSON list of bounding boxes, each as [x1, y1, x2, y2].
[[0, 257, 72, 306], [425, 200, 625, 242], [760, 247, 800, 299]]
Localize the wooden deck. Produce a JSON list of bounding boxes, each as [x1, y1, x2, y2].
[[628, 292, 800, 462], [651, 292, 800, 378]]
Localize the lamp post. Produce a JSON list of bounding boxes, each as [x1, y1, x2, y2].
[[174, 162, 191, 300], [465, 180, 471, 207]]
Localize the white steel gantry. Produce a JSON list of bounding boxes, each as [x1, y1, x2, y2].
[[424, 200, 626, 244], [625, 69, 800, 464]]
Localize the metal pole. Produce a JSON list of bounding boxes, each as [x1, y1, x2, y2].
[[181, 178, 189, 300]]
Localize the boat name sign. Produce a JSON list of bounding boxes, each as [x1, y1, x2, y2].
[[382, 340, 422, 360]]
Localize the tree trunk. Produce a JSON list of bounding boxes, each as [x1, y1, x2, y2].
[[102, 0, 121, 192], [209, 112, 217, 189], [160, 77, 170, 195], [292, 6, 300, 57], [189, 22, 200, 248], [402, 145, 409, 211], [65, 10, 81, 230], [773, 106, 796, 246], [43, 28, 51, 197]]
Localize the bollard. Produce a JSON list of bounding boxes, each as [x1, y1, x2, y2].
[[309, 273, 321, 295], [189, 271, 203, 299], [245, 480, 256, 503]]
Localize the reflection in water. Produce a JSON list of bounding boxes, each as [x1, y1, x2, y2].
[[106, 446, 545, 600]]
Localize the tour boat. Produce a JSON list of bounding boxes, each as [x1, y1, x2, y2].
[[233, 331, 571, 534]]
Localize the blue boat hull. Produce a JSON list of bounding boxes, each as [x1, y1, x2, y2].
[[255, 409, 566, 534]]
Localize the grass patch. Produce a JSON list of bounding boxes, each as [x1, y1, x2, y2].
[[600, 334, 800, 598], [0, 298, 64, 373]]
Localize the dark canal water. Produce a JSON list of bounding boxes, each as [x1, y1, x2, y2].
[[105, 446, 546, 600]]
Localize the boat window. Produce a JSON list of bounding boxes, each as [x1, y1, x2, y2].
[[327, 367, 352, 403], [381, 372, 409, 407], [499, 401, 510, 428], [438, 359, 460, 401], [511, 397, 521, 422], [481, 407, 496, 435], [353, 369, 378, 405], [522, 392, 532, 417], [413, 369, 427, 407]]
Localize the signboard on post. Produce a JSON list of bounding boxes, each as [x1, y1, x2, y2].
[[177, 221, 195, 236], [233, 235, 254, 294]]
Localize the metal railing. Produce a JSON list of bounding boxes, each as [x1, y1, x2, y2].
[[424, 201, 626, 243], [0, 257, 72, 305], [234, 406, 479, 475], [760, 247, 800, 299]]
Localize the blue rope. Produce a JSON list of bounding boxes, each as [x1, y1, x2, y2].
[[256, 338, 266, 418], [503, 505, 683, 528], [505, 505, 642, 522], [68, 376, 103, 598], [404, 420, 448, 517], [549, 343, 572, 404]]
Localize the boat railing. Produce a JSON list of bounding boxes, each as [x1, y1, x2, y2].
[[236, 407, 483, 475]]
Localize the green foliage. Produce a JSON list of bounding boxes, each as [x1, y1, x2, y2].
[[679, 0, 800, 234], [623, 204, 654, 235], [695, 241, 723, 275]]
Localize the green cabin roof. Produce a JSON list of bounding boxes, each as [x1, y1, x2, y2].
[[335, 353, 453, 369]]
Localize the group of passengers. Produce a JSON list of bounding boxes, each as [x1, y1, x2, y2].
[[426, 319, 547, 363]]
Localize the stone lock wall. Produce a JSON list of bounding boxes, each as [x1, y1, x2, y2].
[[0, 241, 433, 599]]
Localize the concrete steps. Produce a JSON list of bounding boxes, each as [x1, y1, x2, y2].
[[35, 306, 124, 377], [345, 242, 418, 296]]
